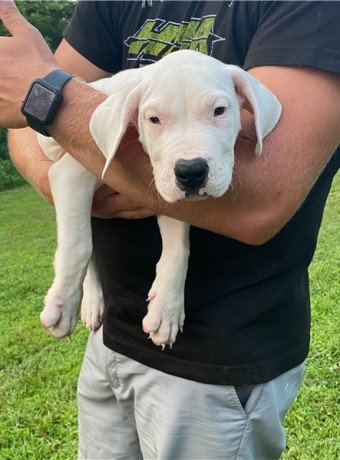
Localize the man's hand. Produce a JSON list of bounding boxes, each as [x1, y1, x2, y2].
[[92, 185, 155, 219], [0, 0, 58, 128]]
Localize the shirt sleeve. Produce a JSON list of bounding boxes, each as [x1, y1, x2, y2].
[[244, 1, 340, 75], [63, 0, 122, 74]]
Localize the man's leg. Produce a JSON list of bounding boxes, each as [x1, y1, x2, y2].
[[77, 327, 142, 460], [78, 329, 304, 459], [112, 352, 304, 460], [236, 363, 304, 459]]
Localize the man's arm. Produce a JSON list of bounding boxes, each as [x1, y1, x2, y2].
[[49, 65, 340, 244]]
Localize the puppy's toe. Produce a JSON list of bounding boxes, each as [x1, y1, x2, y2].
[[81, 296, 104, 332], [149, 320, 171, 347], [169, 322, 180, 344], [40, 296, 63, 329], [47, 315, 77, 339], [142, 311, 161, 335], [81, 305, 103, 332]]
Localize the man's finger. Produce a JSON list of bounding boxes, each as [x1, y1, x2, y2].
[[114, 209, 155, 220], [0, 0, 34, 36]]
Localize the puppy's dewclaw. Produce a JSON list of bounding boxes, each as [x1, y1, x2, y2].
[[146, 290, 156, 302]]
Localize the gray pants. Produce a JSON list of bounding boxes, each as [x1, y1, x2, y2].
[[78, 327, 304, 460]]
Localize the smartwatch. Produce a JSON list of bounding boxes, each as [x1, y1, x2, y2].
[[21, 69, 73, 136]]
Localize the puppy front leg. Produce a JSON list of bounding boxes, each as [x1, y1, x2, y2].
[[81, 256, 104, 332], [40, 154, 100, 338], [143, 215, 190, 349]]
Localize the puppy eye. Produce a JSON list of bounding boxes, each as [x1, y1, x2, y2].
[[149, 116, 160, 124], [214, 106, 226, 117]]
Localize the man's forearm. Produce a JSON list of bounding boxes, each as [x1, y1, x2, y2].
[[49, 79, 108, 177], [8, 127, 54, 201], [9, 69, 339, 246]]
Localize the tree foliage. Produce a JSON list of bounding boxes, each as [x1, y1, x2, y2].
[[0, 129, 7, 160], [0, 0, 75, 51]]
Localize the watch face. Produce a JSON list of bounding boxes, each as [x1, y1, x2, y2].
[[24, 82, 56, 122]]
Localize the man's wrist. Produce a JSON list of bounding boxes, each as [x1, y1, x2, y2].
[[21, 68, 73, 136]]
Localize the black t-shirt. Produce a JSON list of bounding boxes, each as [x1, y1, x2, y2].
[[64, 1, 340, 385]]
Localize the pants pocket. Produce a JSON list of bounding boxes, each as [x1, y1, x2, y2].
[[232, 383, 264, 416]]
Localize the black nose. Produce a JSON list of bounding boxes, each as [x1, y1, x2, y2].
[[174, 157, 209, 193]]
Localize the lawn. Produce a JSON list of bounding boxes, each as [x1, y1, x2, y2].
[[0, 179, 339, 459]]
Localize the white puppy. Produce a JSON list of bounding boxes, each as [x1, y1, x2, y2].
[[38, 50, 281, 348]]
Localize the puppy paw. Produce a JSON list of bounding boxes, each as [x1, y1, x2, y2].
[[81, 284, 104, 332], [142, 289, 185, 349], [40, 288, 81, 338]]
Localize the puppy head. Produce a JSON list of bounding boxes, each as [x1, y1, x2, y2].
[[90, 50, 281, 202]]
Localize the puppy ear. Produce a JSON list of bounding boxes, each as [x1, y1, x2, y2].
[[227, 65, 282, 156], [90, 77, 144, 179]]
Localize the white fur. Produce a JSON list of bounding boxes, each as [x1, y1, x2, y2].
[[39, 50, 281, 347]]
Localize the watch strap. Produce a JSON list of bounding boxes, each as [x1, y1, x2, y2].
[[27, 117, 49, 137], [43, 69, 73, 90]]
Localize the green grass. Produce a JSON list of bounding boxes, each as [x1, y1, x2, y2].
[[282, 175, 340, 460], [0, 186, 86, 460], [0, 180, 339, 459]]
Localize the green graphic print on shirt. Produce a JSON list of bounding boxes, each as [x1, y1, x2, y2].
[[124, 15, 225, 63]]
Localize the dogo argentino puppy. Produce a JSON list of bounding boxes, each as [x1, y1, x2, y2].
[[38, 50, 281, 349]]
